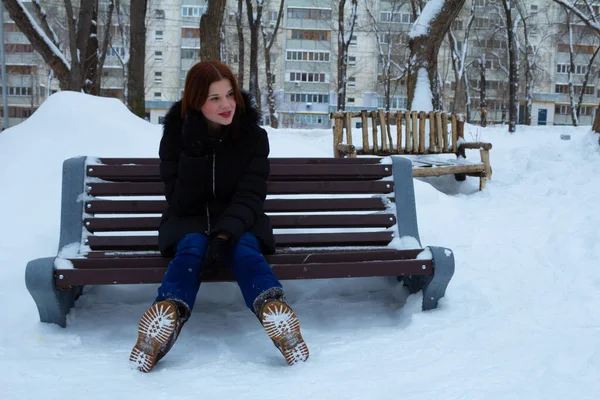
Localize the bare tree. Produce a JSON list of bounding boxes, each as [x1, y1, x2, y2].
[[260, 0, 284, 128], [3, 0, 97, 91], [336, 0, 358, 111], [200, 0, 226, 61], [365, 0, 410, 111], [447, 0, 475, 115], [554, 0, 600, 131], [406, 0, 466, 111]]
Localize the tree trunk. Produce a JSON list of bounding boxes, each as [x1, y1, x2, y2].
[[407, 0, 465, 111], [200, 0, 226, 61], [502, 0, 518, 133], [261, 0, 284, 128], [83, 2, 100, 95], [479, 57, 487, 127], [236, 0, 245, 88], [336, 0, 358, 112], [95, 1, 115, 95], [115, 0, 129, 101], [128, 0, 147, 118], [245, 0, 262, 109]]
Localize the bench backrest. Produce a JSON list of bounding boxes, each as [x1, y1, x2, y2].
[[332, 110, 465, 156], [78, 157, 401, 253]]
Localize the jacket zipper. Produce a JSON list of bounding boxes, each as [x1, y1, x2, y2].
[[206, 150, 216, 234]]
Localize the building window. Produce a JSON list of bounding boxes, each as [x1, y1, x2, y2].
[[349, 56, 356, 66], [531, 4, 538, 11], [348, 77, 356, 88], [289, 30, 331, 41], [290, 93, 329, 103], [287, 8, 332, 20], [4, 43, 33, 53], [555, 84, 594, 95], [554, 104, 593, 116], [350, 35, 357, 46], [452, 19, 463, 30], [158, 116, 165, 124], [154, 71, 162, 83], [286, 50, 330, 62], [377, 96, 407, 110], [182, 28, 200, 38], [182, 49, 199, 59], [107, 46, 125, 57], [154, 92, 161, 100], [347, 97, 355, 103], [181, 6, 205, 17], [155, 9, 165, 19], [155, 51, 163, 62], [7, 86, 32, 96], [155, 30, 163, 41], [289, 72, 327, 83]]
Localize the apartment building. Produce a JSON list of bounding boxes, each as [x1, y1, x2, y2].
[[3, 0, 600, 129], [1, 9, 58, 128]]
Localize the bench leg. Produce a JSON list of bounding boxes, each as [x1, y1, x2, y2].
[[401, 246, 455, 310], [25, 257, 81, 327]]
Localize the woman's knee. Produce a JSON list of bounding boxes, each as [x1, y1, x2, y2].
[[175, 233, 208, 256]]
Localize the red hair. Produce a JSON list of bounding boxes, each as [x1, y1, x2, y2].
[[181, 60, 245, 134]]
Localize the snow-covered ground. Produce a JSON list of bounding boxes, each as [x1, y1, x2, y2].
[[1, 92, 599, 399]]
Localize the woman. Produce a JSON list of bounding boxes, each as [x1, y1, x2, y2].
[[129, 60, 309, 372]]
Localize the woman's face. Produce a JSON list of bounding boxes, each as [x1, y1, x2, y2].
[[201, 79, 236, 130]]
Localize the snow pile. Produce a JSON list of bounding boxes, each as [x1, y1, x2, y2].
[[1, 92, 600, 399]]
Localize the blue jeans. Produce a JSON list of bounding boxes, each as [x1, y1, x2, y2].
[[155, 232, 282, 312]]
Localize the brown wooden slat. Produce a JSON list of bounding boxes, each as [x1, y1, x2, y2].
[[86, 164, 392, 181], [68, 249, 425, 269], [86, 197, 387, 214], [83, 247, 421, 259], [83, 213, 396, 232], [55, 259, 432, 287], [86, 231, 394, 250], [87, 181, 394, 196], [97, 157, 384, 165]]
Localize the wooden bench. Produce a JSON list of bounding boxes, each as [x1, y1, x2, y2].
[[26, 156, 455, 327], [332, 110, 493, 190]]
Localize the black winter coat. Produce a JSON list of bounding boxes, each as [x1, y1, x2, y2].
[[157, 92, 276, 256]]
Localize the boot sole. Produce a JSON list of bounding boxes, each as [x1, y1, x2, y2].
[[129, 301, 177, 373], [261, 301, 309, 366]]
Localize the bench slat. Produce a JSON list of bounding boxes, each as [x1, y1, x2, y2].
[[87, 181, 394, 196], [55, 259, 433, 287], [85, 198, 387, 214], [67, 249, 424, 269], [86, 164, 392, 181], [97, 157, 384, 165], [86, 231, 395, 250], [83, 213, 397, 232]]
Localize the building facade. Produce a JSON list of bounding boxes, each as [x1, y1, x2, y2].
[[2, 0, 599, 129]]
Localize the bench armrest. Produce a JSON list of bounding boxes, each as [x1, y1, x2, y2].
[[458, 142, 493, 150]]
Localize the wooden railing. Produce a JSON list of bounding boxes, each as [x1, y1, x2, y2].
[[330, 110, 466, 158]]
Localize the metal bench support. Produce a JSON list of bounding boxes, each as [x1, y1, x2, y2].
[[391, 156, 455, 310], [25, 157, 86, 327]]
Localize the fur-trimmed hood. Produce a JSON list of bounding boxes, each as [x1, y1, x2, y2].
[[161, 90, 262, 141]]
